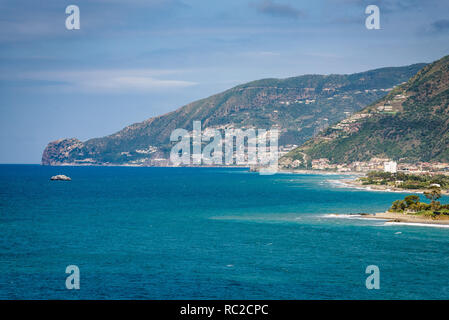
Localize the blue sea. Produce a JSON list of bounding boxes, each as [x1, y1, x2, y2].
[[1, 165, 449, 299]]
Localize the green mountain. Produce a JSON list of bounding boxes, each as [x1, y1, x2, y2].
[[42, 64, 425, 166], [281, 55, 449, 168]]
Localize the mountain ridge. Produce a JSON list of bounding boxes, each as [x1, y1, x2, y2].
[[42, 63, 426, 166]]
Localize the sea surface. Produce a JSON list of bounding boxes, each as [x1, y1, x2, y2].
[[1, 165, 449, 299]]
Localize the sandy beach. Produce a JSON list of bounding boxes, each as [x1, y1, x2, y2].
[[361, 211, 449, 225]]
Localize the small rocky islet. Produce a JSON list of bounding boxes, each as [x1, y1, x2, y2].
[[50, 174, 71, 181]]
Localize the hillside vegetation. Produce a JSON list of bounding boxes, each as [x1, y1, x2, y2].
[[282, 55, 449, 167]]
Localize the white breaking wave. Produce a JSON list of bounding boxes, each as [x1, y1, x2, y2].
[[383, 222, 449, 229], [322, 214, 363, 219], [326, 179, 422, 194], [326, 179, 374, 192], [322, 214, 387, 221], [326, 179, 352, 188]]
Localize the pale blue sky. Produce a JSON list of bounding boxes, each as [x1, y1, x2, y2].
[[1, 0, 449, 163]]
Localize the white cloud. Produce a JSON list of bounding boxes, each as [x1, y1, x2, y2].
[[241, 51, 281, 57], [7, 69, 198, 92], [87, 76, 195, 90]]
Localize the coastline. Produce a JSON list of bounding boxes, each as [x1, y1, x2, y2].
[[360, 211, 449, 225], [336, 177, 424, 193], [332, 176, 449, 195]]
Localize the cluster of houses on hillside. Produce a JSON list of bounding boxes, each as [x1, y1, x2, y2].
[[324, 93, 409, 135], [277, 86, 399, 107], [280, 99, 316, 105], [330, 112, 371, 133]]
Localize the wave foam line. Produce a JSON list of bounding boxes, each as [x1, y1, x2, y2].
[[383, 222, 449, 229]]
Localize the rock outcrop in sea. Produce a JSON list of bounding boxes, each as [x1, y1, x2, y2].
[[50, 175, 72, 181]]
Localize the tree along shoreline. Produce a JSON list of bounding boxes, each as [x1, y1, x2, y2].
[[389, 186, 449, 218]]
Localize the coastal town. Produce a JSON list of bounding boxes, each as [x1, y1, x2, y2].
[[309, 158, 449, 175]]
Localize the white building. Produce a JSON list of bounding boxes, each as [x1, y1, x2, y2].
[[384, 161, 397, 173]]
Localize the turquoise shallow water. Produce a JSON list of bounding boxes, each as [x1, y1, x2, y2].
[[1, 165, 449, 299]]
